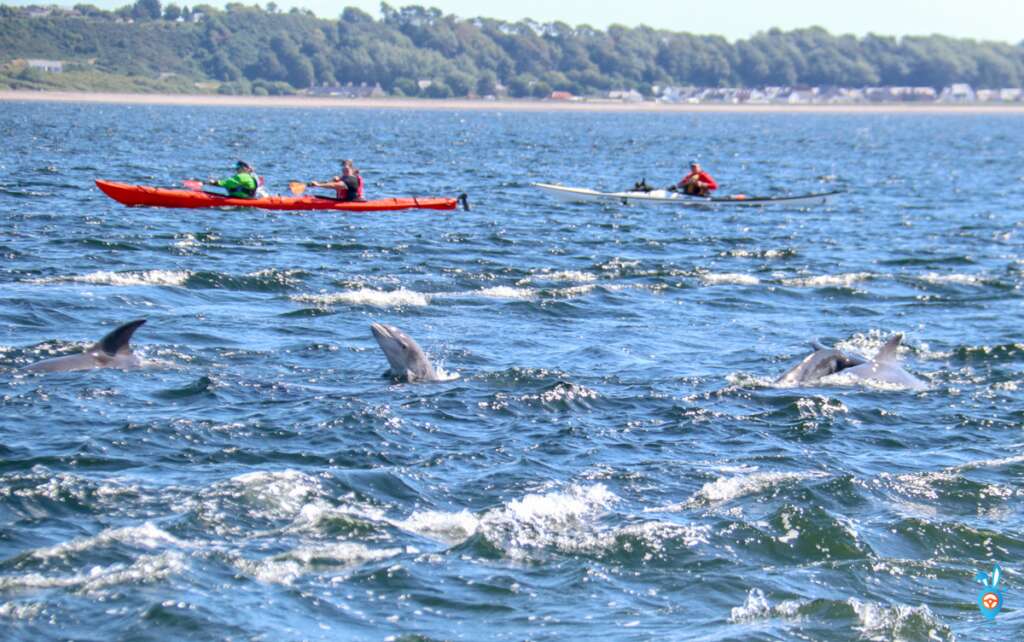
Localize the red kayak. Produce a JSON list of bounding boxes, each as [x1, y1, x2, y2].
[[95, 180, 468, 212]]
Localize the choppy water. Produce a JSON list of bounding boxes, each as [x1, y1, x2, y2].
[[1, 102, 1023, 641]]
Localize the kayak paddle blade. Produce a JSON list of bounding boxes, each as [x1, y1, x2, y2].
[[182, 180, 203, 191], [289, 181, 308, 196]]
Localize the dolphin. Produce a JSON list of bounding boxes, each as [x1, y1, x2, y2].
[[776, 334, 927, 391], [22, 319, 146, 373], [370, 322, 438, 382]]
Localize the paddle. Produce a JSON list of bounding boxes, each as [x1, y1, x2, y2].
[[289, 180, 311, 196], [182, 179, 204, 191]]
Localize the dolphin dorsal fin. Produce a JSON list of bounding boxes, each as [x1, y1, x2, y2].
[[874, 333, 903, 363], [811, 339, 829, 351], [95, 319, 146, 356]]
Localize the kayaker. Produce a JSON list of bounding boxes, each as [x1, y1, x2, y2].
[[310, 164, 362, 202], [206, 160, 264, 199], [670, 161, 718, 196], [344, 160, 366, 200]]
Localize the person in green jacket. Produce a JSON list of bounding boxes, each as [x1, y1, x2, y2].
[[206, 160, 260, 198]]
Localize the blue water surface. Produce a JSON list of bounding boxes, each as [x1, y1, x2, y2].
[[1, 102, 1023, 640]]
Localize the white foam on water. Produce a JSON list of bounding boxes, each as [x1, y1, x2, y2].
[[549, 284, 597, 298], [848, 598, 953, 641], [519, 382, 599, 404], [729, 588, 804, 623], [698, 471, 826, 504], [726, 248, 789, 259], [953, 452, 1024, 473], [246, 268, 306, 286], [0, 552, 186, 593], [700, 272, 761, 286], [0, 602, 44, 620], [9, 471, 139, 504], [475, 285, 537, 300], [235, 543, 402, 586], [225, 470, 324, 520], [520, 270, 597, 284], [651, 471, 828, 512], [431, 366, 462, 382], [781, 272, 874, 288], [27, 270, 191, 287], [918, 272, 987, 286], [30, 522, 185, 560], [394, 509, 480, 544], [291, 288, 429, 308]]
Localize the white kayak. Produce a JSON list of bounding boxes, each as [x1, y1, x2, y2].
[[532, 182, 842, 207]]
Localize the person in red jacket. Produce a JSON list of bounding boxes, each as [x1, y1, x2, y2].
[[671, 161, 718, 196]]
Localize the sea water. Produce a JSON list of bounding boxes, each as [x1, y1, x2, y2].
[[1, 103, 1022, 640]]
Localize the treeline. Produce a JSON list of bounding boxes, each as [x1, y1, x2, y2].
[[2, 2, 1024, 96]]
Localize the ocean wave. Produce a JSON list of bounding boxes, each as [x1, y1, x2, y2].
[[781, 272, 875, 288], [517, 381, 600, 407], [233, 543, 402, 586], [652, 471, 828, 511], [27, 270, 191, 287], [29, 522, 186, 560], [0, 602, 44, 620], [291, 288, 430, 308], [475, 285, 537, 300], [519, 270, 598, 284], [917, 272, 990, 286], [727, 591, 954, 641], [395, 484, 707, 561], [729, 588, 802, 623], [700, 272, 761, 286], [848, 598, 954, 641], [0, 552, 186, 594]]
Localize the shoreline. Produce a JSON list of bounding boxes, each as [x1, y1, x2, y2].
[[2, 90, 1024, 114]]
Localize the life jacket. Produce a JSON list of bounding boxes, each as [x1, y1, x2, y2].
[[355, 174, 365, 199]]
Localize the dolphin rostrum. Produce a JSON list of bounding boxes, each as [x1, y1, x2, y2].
[[22, 319, 147, 373], [370, 322, 438, 382], [776, 334, 927, 391]]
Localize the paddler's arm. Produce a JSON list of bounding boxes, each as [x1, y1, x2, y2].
[[310, 179, 349, 194], [208, 174, 245, 190]]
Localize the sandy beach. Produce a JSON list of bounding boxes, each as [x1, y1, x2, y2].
[[3, 90, 1024, 114]]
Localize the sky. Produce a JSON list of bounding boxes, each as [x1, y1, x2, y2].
[[12, 0, 1024, 43]]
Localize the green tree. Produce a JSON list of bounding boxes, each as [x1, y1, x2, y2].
[[475, 70, 498, 96], [163, 3, 181, 20], [132, 0, 161, 20], [423, 79, 452, 98]]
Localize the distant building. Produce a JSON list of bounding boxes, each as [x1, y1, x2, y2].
[[939, 83, 975, 103], [309, 82, 385, 98], [1000, 88, 1023, 101], [549, 91, 574, 101], [26, 59, 63, 73], [608, 89, 643, 102]]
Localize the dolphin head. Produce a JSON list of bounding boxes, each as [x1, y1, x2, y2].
[[776, 339, 866, 386], [23, 319, 146, 373], [370, 323, 436, 382]]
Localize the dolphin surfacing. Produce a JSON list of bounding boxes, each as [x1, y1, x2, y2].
[[22, 319, 147, 373], [370, 322, 439, 382], [776, 334, 927, 391]]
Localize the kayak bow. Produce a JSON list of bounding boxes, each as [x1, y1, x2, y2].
[[96, 180, 466, 212]]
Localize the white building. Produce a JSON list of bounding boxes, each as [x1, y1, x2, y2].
[[26, 59, 63, 73]]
